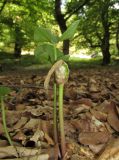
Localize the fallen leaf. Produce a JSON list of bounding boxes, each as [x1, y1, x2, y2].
[[13, 131, 26, 142], [0, 122, 4, 135], [78, 131, 110, 145], [107, 104, 119, 132], [89, 144, 105, 154], [97, 138, 119, 160], [88, 78, 99, 93], [13, 117, 28, 130], [44, 133, 54, 145], [90, 109, 107, 122]]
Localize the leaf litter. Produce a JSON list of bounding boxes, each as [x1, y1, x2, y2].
[[0, 68, 119, 159]]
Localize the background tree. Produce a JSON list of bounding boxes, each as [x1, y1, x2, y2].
[[76, 0, 119, 65], [54, 0, 90, 54], [0, 0, 54, 57]]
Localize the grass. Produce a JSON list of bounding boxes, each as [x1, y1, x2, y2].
[[0, 51, 119, 71]]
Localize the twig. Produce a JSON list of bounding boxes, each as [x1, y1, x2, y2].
[[0, 84, 52, 90]]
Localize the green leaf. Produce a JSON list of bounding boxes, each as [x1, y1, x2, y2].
[[34, 26, 59, 43], [0, 87, 11, 97], [59, 20, 80, 41], [34, 43, 63, 63], [58, 55, 70, 62]]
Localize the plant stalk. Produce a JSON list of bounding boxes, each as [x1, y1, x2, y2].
[[0, 97, 13, 146], [53, 44, 59, 144], [53, 83, 58, 143], [58, 84, 66, 158]]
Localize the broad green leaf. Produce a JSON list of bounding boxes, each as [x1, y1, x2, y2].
[[34, 43, 63, 63], [34, 26, 59, 44], [59, 20, 80, 41], [0, 87, 11, 97]]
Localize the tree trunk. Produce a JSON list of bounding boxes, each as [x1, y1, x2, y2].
[[14, 26, 22, 58], [14, 41, 22, 58], [116, 23, 119, 54], [55, 0, 69, 54], [101, 46, 110, 65], [101, 27, 110, 65], [100, 2, 111, 65]]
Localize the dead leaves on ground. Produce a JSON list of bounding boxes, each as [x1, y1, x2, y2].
[[0, 68, 119, 159]]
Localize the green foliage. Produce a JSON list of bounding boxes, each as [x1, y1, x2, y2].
[[59, 20, 80, 41], [34, 43, 63, 63], [0, 86, 11, 97], [34, 20, 79, 63], [34, 26, 59, 44]]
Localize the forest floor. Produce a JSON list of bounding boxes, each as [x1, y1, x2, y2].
[[0, 66, 119, 160]]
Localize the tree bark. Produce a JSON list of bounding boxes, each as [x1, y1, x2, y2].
[[55, 0, 69, 54], [116, 23, 119, 54], [14, 26, 22, 58], [14, 41, 22, 58], [0, 0, 7, 15], [100, 2, 111, 65], [100, 22, 110, 65]]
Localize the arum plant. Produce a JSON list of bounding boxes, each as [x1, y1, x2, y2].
[[34, 20, 79, 158], [0, 86, 13, 145]]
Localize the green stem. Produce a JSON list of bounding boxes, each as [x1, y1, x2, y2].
[[0, 97, 13, 146], [58, 84, 66, 158], [53, 44, 59, 144], [53, 83, 58, 143], [54, 45, 57, 61]]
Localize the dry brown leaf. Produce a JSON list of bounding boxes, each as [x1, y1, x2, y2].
[[89, 144, 105, 154], [97, 138, 119, 160], [0, 140, 8, 147], [44, 133, 54, 145], [74, 104, 90, 114], [97, 100, 110, 114], [78, 98, 94, 107], [30, 129, 44, 143], [13, 131, 26, 142], [6, 111, 22, 126], [23, 118, 40, 130], [71, 119, 91, 132], [16, 104, 26, 111], [0, 122, 4, 135], [65, 87, 78, 100], [91, 116, 107, 132], [90, 109, 107, 122], [88, 78, 99, 93], [107, 105, 119, 132], [0, 146, 40, 158], [78, 131, 110, 145], [0, 154, 49, 160], [13, 117, 28, 130], [105, 122, 115, 134], [64, 121, 76, 137]]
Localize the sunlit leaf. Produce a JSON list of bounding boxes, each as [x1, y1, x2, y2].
[[34, 43, 63, 63], [34, 26, 59, 43], [59, 20, 80, 41]]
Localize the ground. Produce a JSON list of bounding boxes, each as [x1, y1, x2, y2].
[[0, 66, 119, 160]]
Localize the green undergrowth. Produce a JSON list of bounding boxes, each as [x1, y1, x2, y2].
[[0, 52, 119, 71]]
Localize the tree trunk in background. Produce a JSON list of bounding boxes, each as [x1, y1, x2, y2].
[[101, 1, 111, 65], [14, 41, 22, 58], [55, 0, 69, 54], [116, 23, 119, 55], [14, 26, 22, 58], [101, 24, 110, 65], [0, 0, 7, 15]]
